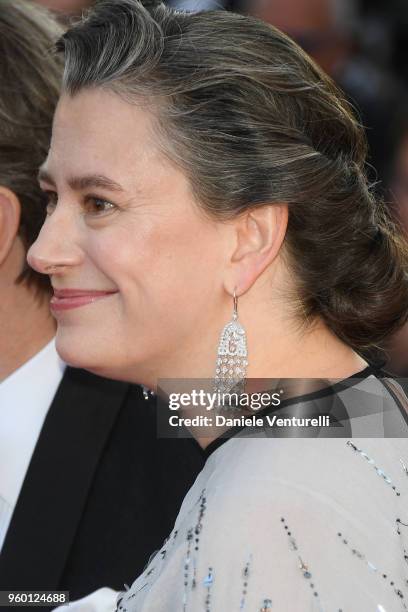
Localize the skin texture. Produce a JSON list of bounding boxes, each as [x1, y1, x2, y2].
[[28, 89, 367, 391], [0, 187, 55, 382]]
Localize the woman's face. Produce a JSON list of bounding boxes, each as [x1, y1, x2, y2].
[[28, 89, 227, 384]]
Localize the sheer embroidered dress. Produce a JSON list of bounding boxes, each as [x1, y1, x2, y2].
[[117, 367, 408, 612]]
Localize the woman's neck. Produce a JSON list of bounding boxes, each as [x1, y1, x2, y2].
[[245, 318, 369, 381]]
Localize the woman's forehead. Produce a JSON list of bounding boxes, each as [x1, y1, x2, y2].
[[53, 89, 159, 152], [48, 89, 166, 182]]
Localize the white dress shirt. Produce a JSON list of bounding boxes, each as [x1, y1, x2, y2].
[[0, 339, 65, 551]]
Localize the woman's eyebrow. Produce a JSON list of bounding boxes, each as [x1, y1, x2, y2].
[[37, 168, 125, 193]]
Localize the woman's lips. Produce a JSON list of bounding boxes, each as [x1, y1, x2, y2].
[[50, 289, 118, 311]]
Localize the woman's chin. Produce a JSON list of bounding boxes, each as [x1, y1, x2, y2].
[[54, 329, 146, 383], [55, 330, 110, 374]]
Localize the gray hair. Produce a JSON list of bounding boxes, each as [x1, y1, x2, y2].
[[56, 0, 408, 354]]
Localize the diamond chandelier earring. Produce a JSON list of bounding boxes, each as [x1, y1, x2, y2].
[[214, 289, 248, 396]]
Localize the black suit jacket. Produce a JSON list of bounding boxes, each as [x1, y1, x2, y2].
[[0, 367, 205, 608]]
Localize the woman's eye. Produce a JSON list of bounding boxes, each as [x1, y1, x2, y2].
[[44, 191, 58, 215], [84, 197, 116, 216]]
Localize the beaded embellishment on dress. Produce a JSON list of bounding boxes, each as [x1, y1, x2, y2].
[[116, 434, 408, 612]]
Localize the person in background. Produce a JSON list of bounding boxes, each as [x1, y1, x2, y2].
[[166, 0, 228, 10], [240, 0, 406, 186], [382, 117, 408, 377], [390, 119, 408, 234], [34, 0, 93, 20], [0, 2, 204, 609]]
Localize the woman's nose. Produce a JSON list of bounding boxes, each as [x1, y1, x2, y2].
[[27, 211, 83, 276]]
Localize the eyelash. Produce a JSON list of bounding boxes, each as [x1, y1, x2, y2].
[[44, 191, 116, 216]]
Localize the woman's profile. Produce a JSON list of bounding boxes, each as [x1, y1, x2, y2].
[[27, 0, 408, 609]]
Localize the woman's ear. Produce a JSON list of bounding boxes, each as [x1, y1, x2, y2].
[[0, 186, 22, 266], [225, 203, 288, 295]]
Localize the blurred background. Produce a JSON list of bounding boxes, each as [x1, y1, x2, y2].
[[31, 0, 408, 375]]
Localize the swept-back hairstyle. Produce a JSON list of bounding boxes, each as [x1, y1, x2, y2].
[[56, 0, 408, 356], [0, 0, 62, 295]]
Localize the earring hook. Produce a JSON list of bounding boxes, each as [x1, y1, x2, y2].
[[233, 289, 238, 320]]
